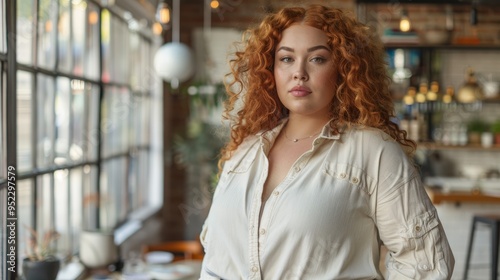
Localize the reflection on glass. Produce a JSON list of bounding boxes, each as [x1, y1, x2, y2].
[[36, 174, 53, 235], [54, 169, 70, 255], [55, 77, 70, 164], [85, 2, 100, 80], [37, 0, 57, 69], [82, 165, 98, 230], [58, 0, 71, 73], [17, 179, 34, 260], [70, 167, 83, 254], [72, 0, 86, 76], [37, 74, 55, 167], [0, 0, 6, 53], [17, 0, 34, 64], [71, 79, 85, 162], [17, 71, 33, 172]]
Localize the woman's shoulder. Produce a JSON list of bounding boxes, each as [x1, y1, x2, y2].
[[345, 125, 398, 146]]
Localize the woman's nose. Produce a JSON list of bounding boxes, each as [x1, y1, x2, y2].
[[293, 64, 309, 81]]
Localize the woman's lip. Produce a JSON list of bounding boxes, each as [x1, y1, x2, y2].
[[289, 86, 312, 97]]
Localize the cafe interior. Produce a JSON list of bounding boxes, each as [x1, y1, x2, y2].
[[1, 0, 500, 279]]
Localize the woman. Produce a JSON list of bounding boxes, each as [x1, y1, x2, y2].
[[200, 5, 454, 279]]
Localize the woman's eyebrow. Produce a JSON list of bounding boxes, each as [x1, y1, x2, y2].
[[276, 45, 331, 53]]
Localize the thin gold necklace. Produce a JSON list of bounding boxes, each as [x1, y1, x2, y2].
[[284, 129, 321, 143]]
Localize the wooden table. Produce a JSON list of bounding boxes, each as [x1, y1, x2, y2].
[[426, 187, 500, 205]]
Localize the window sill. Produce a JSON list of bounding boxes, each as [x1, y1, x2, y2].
[[114, 205, 162, 245]]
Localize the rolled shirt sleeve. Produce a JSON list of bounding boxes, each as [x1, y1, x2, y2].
[[376, 174, 455, 279]]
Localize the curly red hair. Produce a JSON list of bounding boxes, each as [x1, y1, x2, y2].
[[219, 5, 415, 170]]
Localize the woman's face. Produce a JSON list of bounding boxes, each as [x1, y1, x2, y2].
[[274, 24, 337, 118]]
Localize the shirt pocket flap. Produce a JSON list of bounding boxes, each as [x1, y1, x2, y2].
[[400, 210, 439, 239], [323, 162, 375, 195]]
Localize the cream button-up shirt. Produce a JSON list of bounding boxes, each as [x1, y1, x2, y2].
[[200, 120, 454, 279]]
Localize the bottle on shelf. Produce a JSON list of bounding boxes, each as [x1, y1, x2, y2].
[[442, 86, 454, 104]]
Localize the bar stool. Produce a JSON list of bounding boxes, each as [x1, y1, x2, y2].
[[463, 215, 500, 280]]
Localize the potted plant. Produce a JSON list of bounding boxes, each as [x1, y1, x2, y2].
[[23, 226, 61, 280], [467, 118, 487, 145], [491, 119, 500, 146]]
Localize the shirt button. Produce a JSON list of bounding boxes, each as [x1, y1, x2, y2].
[[418, 263, 430, 270], [273, 190, 280, 196], [415, 225, 422, 232], [340, 173, 347, 179], [260, 228, 266, 235], [251, 266, 259, 272], [294, 166, 301, 172], [351, 177, 359, 184]]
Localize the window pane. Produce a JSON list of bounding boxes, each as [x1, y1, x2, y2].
[[100, 158, 127, 229], [83, 165, 98, 230], [102, 86, 129, 157], [86, 83, 99, 161], [114, 20, 129, 84], [18, 179, 33, 260], [54, 169, 70, 256], [101, 9, 110, 82], [37, 0, 57, 69], [55, 77, 70, 164], [85, 2, 100, 80], [36, 74, 55, 167], [129, 33, 140, 91], [140, 39, 152, 92], [0, 0, 6, 53], [57, 0, 71, 73], [71, 79, 85, 162], [70, 167, 83, 254], [140, 96, 151, 146], [17, 0, 35, 64], [101, 86, 112, 157], [137, 151, 149, 209], [36, 174, 53, 236], [72, 0, 86, 76], [17, 71, 33, 172]]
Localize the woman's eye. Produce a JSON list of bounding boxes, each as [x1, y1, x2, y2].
[[279, 57, 293, 63], [311, 57, 326, 63]]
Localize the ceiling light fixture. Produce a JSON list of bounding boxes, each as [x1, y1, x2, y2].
[[399, 8, 411, 32], [156, 0, 171, 28]]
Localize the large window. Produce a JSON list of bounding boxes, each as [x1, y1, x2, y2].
[[0, 0, 163, 276]]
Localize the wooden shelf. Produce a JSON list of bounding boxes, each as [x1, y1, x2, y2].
[[384, 44, 500, 49]]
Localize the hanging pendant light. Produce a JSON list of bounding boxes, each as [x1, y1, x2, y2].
[[154, 0, 195, 89]]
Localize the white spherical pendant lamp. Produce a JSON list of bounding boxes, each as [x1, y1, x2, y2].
[[154, 42, 195, 88]]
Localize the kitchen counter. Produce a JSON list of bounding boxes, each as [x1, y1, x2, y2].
[[426, 187, 500, 205]]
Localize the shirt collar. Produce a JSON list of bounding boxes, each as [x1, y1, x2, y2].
[[258, 118, 341, 142]]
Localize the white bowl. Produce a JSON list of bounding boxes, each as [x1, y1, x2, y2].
[[145, 251, 174, 264]]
